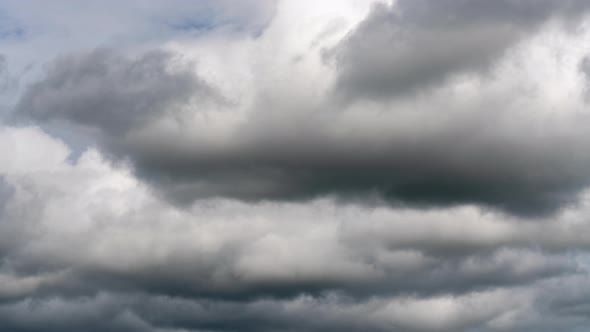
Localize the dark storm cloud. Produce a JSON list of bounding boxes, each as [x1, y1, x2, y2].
[[329, 0, 590, 101], [131, 129, 590, 216], [0, 293, 470, 332], [3, 277, 590, 332]]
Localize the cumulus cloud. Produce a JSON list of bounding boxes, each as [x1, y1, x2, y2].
[[329, 0, 590, 100], [15, 0, 590, 216], [16, 49, 216, 135], [4, 1, 590, 331]]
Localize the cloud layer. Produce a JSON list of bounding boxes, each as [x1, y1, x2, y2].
[[3, 0, 590, 331]]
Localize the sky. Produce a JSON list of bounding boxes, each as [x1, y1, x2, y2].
[[2, 0, 590, 331]]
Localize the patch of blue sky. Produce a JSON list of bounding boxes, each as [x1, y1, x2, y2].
[[166, 17, 270, 39], [164, 15, 263, 38], [168, 16, 219, 33], [161, 2, 275, 38]]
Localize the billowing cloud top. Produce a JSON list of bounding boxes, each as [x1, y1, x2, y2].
[[3, 1, 590, 331]]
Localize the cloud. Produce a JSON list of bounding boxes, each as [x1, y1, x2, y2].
[[0, 126, 589, 332], [15, 11, 590, 216], [16, 49, 217, 136], [0, 0, 278, 112], [0, 54, 17, 95], [0, 0, 277, 41], [5, 3, 590, 329], [329, 0, 590, 101]]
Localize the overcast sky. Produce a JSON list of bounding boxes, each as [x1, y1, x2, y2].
[[2, 1, 590, 331]]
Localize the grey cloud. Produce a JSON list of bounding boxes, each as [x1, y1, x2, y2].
[[1, 279, 590, 332], [16, 38, 590, 217], [7, 1, 590, 332], [580, 56, 590, 77], [1, 185, 575, 303], [132, 129, 590, 216], [28, 248, 572, 302], [329, 0, 590, 101], [13, 2, 590, 217], [579, 55, 590, 101], [16, 49, 215, 135], [0, 171, 580, 302], [1, 129, 590, 331], [0, 55, 18, 95]]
